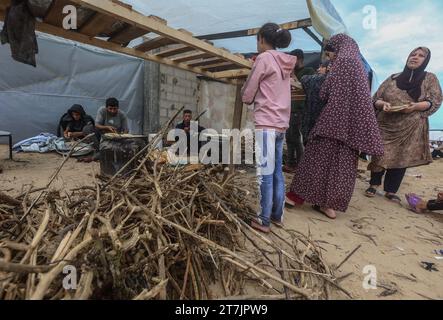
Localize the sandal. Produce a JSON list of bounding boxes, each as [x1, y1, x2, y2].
[[385, 193, 401, 203], [312, 205, 336, 220], [365, 187, 377, 198], [405, 193, 423, 214]]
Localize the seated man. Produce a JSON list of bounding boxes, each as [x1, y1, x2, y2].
[[174, 109, 205, 156], [61, 104, 95, 139], [95, 97, 129, 134]]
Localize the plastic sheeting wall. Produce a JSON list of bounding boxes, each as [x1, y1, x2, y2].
[[0, 32, 145, 143]]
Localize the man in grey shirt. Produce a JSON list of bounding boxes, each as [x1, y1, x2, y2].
[[95, 97, 129, 134]]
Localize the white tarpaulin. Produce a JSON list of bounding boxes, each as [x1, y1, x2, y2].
[[123, 0, 347, 52]]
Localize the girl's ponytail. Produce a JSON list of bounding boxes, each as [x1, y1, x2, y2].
[[258, 23, 292, 49]]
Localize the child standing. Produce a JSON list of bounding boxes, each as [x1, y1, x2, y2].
[[242, 23, 297, 233]]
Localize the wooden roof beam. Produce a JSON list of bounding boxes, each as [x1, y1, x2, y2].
[[155, 46, 196, 58], [135, 36, 177, 52], [172, 52, 213, 64], [188, 58, 226, 68], [213, 69, 251, 79], [79, 13, 124, 37], [70, 0, 251, 68], [0, 11, 235, 84], [108, 25, 150, 46], [201, 62, 238, 71]]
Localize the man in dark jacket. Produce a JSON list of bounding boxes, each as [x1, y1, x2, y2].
[[175, 109, 205, 156], [284, 49, 315, 173]]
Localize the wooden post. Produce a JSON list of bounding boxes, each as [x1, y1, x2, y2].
[[230, 83, 244, 172], [232, 83, 244, 130]]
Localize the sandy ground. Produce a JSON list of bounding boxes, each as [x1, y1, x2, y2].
[[0, 145, 442, 300], [282, 160, 443, 300]]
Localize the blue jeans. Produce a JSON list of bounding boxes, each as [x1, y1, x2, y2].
[[255, 130, 285, 227]]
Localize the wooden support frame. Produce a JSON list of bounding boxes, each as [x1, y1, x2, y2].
[[70, 0, 252, 68], [200, 61, 236, 70], [213, 69, 250, 79], [108, 25, 150, 46], [188, 58, 226, 68], [1, 10, 242, 85], [232, 83, 244, 130], [229, 82, 245, 172], [155, 45, 196, 58], [172, 52, 213, 63], [79, 12, 124, 37], [135, 36, 176, 52]]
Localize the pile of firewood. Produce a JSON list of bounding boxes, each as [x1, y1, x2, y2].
[[0, 111, 350, 300]]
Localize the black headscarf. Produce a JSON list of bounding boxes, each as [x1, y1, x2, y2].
[[395, 47, 431, 102], [58, 104, 94, 135], [68, 104, 86, 118]]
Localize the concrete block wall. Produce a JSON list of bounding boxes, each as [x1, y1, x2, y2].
[[144, 62, 249, 134], [158, 65, 200, 126]]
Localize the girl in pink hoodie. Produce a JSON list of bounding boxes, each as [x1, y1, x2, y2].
[[241, 23, 297, 233]]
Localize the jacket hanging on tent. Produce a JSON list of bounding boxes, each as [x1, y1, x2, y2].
[[1, 0, 38, 67]]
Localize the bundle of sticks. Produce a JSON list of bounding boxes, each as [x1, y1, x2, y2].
[[0, 111, 348, 300]]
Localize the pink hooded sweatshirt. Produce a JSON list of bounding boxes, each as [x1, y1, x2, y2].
[[241, 50, 297, 131]]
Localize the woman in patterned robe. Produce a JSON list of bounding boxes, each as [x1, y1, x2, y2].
[[366, 47, 442, 202], [285, 34, 384, 219]]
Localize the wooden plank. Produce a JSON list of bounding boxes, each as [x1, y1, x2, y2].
[[110, 0, 132, 10], [80, 13, 124, 37], [213, 69, 250, 79], [109, 25, 149, 46], [232, 83, 244, 129], [71, 0, 252, 68], [11, 15, 236, 84], [201, 62, 237, 71], [205, 64, 240, 73], [229, 82, 245, 172], [197, 18, 312, 40], [172, 52, 213, 63], [188, 58, 225, 68], [44, 0, 77, 27], [156, 46, 196, 58], [135, 36, 176, 52], [147, 15, 167, 25]]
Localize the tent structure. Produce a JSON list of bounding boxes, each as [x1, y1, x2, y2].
[[0, 0, 349, 142], [0, 0, 347, 81]]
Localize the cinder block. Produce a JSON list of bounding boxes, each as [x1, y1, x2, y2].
[[173, 86, 186, 95], [167, 92, 176, 101], [174, 68, 188, 79], [186, 72, 196, 81], [180, 80, 191, 89], [173, 94, 182, 102], [166, 84, 176, 94], [160, 116, 169, 125], [160, 108, 168, 117]]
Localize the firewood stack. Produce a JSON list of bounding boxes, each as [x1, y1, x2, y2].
[[0, 114, 347, 301]]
